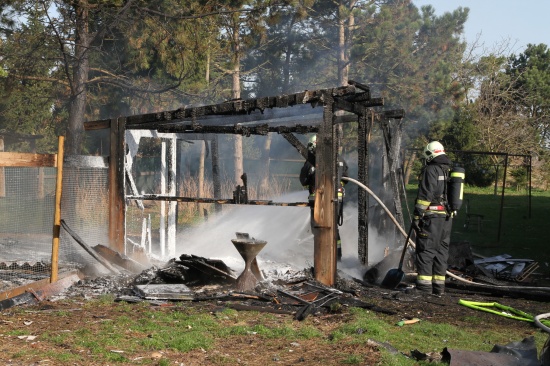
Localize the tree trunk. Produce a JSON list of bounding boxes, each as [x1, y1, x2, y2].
[[232, 17, 243, 184], [197, 140, 206, 214], [403, 151, 417, 185], [337, 0, 356, 86], [338, 0, 346, 86], [205, 48, 210, 85], [66, 0, 91, 155], [282, 16, 296, 93], [258, 134, 272, 198]]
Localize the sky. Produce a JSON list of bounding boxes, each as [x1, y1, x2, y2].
[[413, 0, 550, 54]]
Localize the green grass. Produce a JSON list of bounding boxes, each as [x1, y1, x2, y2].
[[344, 308, 548, 365], [2, 298, 548, 365], [404, 184, 550, 265]]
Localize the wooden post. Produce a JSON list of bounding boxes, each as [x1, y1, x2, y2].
[[50, 136, 65, 283], [357, 110, 369, 265], [211, 136, 222, 213], [381, 118, 405, 247], [313, 93, 337, 286], [109, 118, 126, 254]]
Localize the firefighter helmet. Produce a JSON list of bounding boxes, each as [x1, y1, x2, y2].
[[423, 141, 445, 162], [308, 135, 317, 152]]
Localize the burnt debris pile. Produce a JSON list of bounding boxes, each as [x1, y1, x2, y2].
[[51, 252, 395, 320]]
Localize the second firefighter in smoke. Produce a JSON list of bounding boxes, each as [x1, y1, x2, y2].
[[300, 135, 349, 261]]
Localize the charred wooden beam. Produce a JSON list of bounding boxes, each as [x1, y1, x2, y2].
[[60, 220, 121, 274], [346, 92, 373, 103], [361, 97, 384, 107], [129, 112, 324, 131], [84, 86, 357, 131], [281, 133, 309, 160], [382, 109, 405, 119], [348, 79, 370, 92], [0, 271, 82, 311], [333, 98, 384, 116], [334, 99, 364, 115], [357, 112, 370, 265], [153, 124, 318, 136], [126, 194, 309, 207], [380, 118, 406, 246]]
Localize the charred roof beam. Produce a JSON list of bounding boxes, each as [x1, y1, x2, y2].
[[382, 109, 406, 119], [333, 98, 384, 116], [154, 124, 319, 136], [348, 79, 370, 92], [118, 86, 355, 129]]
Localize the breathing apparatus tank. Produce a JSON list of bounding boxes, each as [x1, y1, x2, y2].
[[447, 166, 465, 212]]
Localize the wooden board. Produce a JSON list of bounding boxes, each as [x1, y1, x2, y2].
[[0, 152, 57, 167]]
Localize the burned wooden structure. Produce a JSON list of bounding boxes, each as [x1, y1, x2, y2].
[[84, 81, 404, 286]]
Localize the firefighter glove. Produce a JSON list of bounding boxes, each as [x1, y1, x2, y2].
[[412, 216, 428, 238], [412, 218, 422, 233]]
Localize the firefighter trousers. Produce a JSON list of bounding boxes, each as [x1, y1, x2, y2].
[[415, 214, 452, 294]]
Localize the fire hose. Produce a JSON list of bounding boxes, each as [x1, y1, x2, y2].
[[341, 177, 550, 291]]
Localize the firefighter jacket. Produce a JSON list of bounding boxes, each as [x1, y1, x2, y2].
[[299, 151, 348, 195], [300, 150, 317, 194], [414, 154, 452, 218]]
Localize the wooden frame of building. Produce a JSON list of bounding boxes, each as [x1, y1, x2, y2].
[[84, 81, 404, 286]]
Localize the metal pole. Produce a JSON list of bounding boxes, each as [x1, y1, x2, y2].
[[528, 155, 532, 219], [497, 154, 508, 243]]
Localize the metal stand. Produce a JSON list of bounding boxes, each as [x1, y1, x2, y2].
[[231, 238, 267, 292]]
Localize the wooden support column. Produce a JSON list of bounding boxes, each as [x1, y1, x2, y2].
[[357, 110, 369, 265], [211, 136, 222, 213], [313, 93, 337, 286], [109, 118, 126, 254], [381, 118, 405, 247]]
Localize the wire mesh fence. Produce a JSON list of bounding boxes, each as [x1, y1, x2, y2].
[[0, 167, 56, 292], [59, 163, 110, 274], [0, 158, 111, 294]]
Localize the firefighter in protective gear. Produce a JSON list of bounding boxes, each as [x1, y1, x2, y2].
[[299, 135, 348, 261], [413, 141, 453, 295]]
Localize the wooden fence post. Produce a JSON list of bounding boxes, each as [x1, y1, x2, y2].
[[50, 136, 65, 283]]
